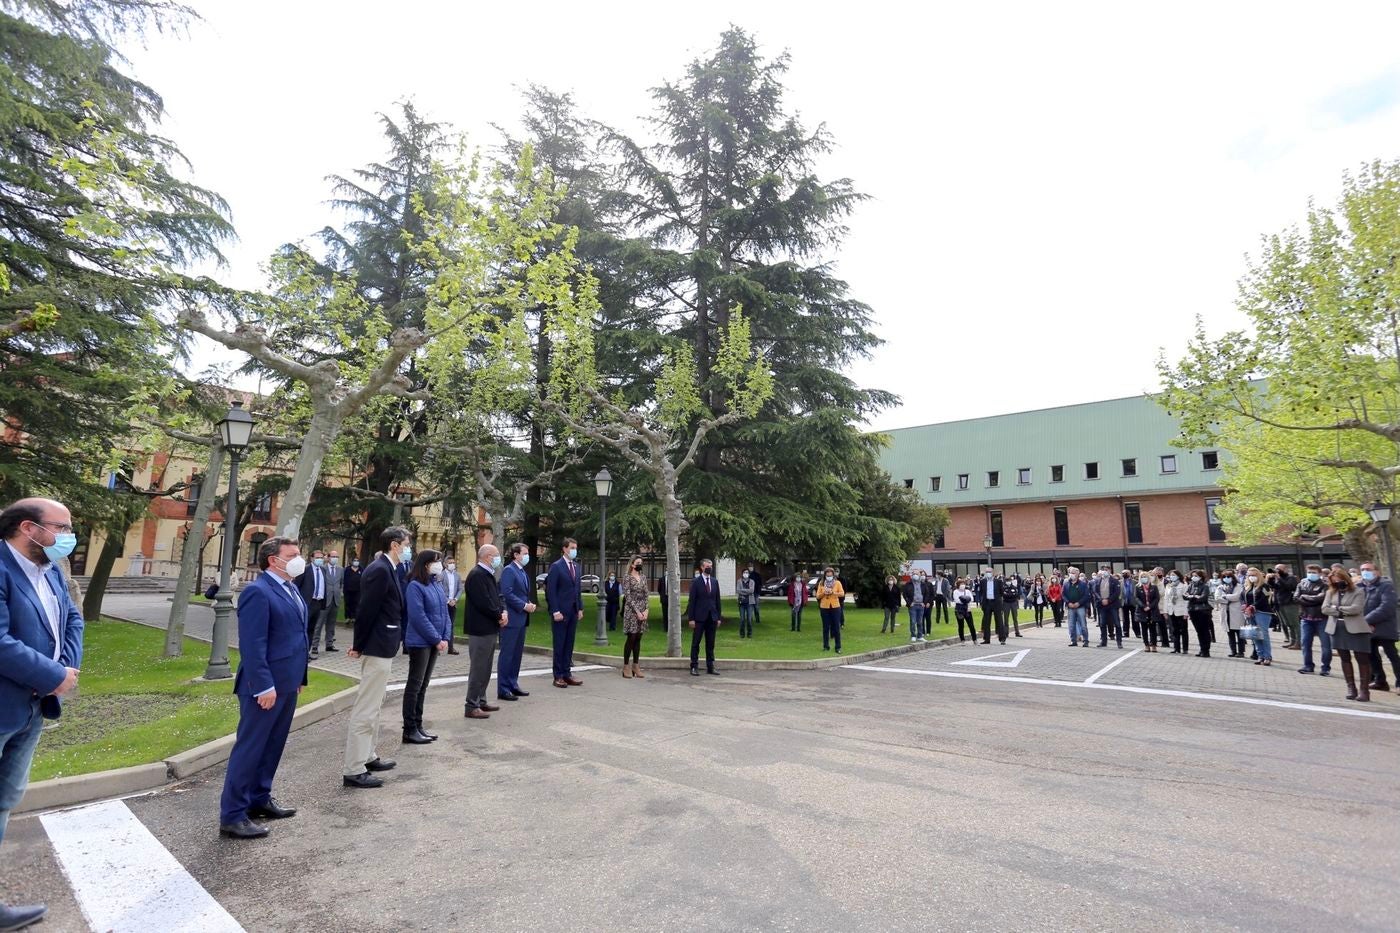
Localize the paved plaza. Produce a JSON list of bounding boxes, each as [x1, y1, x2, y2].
[[10, 615, 1398, 932]]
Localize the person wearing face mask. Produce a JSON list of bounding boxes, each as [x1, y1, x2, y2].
[[1295, 563, 1331, 675], [1133, 572, 1161, 651], [685, 558, 724, 674], [497, 543, 536, 697], [1161, 571, 1189, 654], [1322, 566, 1372, 701], [1271, 564, 1300, 650], [1047, 573, 1064, 628], [341, 526, 411, 789], [746, 563, 764, 627], [1357, 561, 1399, 693], [1118, 571, 1139, 640], [881, 575, 902, 634], [737, 569, 757, 639], [1185, 570, 1213, 657], [1001, 573, 1022, 637], [1061, 568, 1090, 647], [217, 535, 310, 841], [1242, 566, 1274, 665], [1214, 569, 1245, 658], [819, 566, 847, 651], [0, 500, 85, 924], [931, 571, 952, 627], [320, 551, 343, 654], [605, 569, 622, 633], [977, 567, 1006, 645], [788, 568, 808, 632], [900, 571, 924, 644], [546, 537, 586, 688], [296, 549, 329, 660], [437, 555, 463, 655], [402, 549, 450, 743], [343, 556, 362, 626], [621, 555, 650, 678], [463, 544, 509, 717], [952, 578, 977, 642], [1094, 566, 1123, 649]]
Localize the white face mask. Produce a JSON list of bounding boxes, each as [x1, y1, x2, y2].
[[282, 555, 307, 579], [429, 561, 444, 577], [445, 563, 456, 571]]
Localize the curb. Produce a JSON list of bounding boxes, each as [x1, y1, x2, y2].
[[16, 684, 361, 815], [522, 634, 965, 670]]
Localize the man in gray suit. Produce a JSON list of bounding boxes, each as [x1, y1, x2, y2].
[[321, 550, 343, 653], [438, 554, 464, 655]]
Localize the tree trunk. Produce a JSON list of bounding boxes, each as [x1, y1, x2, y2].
[[165, 441, 224, 657], [277, 408, 340, 539], [663, 498, 684, 658], [81, 535, 121, 622]]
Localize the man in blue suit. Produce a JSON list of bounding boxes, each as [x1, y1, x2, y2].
[[0, 498, 85, 931], [498, 542, 536, 701], [685, 558, 723, 676], [218, 536, 310, 840], [546, 536, 584, 688]]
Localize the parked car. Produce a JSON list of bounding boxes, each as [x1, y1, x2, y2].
[[759, 574, 793, 597], [535, 571, 550, 587], [534, 571, 602, 594]]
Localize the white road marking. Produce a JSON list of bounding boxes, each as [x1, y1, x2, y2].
[[386, 664, 608, 693], [842, 664, 1400, 722], [41, 799, 243, 932], [1083, 648, 1143, 684], [951, 648, 1031, 668]]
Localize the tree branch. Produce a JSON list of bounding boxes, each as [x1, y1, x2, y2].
[[179, 306, 338, 388]]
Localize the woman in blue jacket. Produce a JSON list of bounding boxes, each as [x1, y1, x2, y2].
[[402, 549, 450, 744]]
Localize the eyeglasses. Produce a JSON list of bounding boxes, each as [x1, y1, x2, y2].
[[33, 520, 74, 534]]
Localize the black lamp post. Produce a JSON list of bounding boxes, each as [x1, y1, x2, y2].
[[983, 534, 995, 573], [1368, 500, 1395, 583], [593, 467, 613, 646], [205, 400, 254, 680]]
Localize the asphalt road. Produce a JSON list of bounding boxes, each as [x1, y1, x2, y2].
[[11, 628, 1400, 932]]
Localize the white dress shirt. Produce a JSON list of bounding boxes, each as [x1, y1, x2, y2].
[[6, 541, 61, 660]]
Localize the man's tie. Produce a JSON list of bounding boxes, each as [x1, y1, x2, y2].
[[570, 560, 576, 580]]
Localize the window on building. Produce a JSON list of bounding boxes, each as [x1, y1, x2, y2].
[[929, 476, 941, 492], [251, 493, 273, 524], [1124, 502, 1143, 544], [934, 530, 946, 549], [245, 531, 267, 567], [1085, 461, 1099, 480], [1205, 497, 1226, 542], [1017, 467, 1032, 485], [989, 510, 1004, 547], [1054, 507, 1070, 546], [1050, 464, 1064, 483], [987, 470, 999, 488], [1202, 450, 1219, 471], [1160, 455, 1177, 474], [185, 473, 202, 517], [903, 478, 914, 489], [957, 473, 969, 490], [1122, 458, 1137, 477]]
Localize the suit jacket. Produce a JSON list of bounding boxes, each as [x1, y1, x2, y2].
[[233, 572, 309, 697], [1094, 575, 1123, 609], [500, 561, 531, 629], [465, 564, 505, 637], [545, 557, 583, 621], [324, 563, 343, 607], [684, 573, 721, 623], [353, 555, 405, 658], [295, 563, 328, 606], [437, 568, 464, 604], [976, 576, 1004, 607], [1362, 577, 1398, 639], [0, 545, 84, 729]]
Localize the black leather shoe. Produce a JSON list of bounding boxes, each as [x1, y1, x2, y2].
[[365, 757, 396, 772], [402, 730, 432, 744], [512, 689, 529, 697], [419, 729, 438, 741], [0, 903, 46, 932], [324, 646, 339, 652], [707, 669, 720, 675], [246, 798, 296, 819], [496, 693, 518, 701], [219, 818, 270, 839], [343, 772, 384, 788], [690, 668, 700, 676]]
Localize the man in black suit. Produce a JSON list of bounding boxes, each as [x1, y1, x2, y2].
[[685, 558, 723, 675], [464, 544, 507, 719], [976, 567, 1006, 644], [296, 548, 328, 660], [746, 563, 763, 626], [340, 526, 409, 789]]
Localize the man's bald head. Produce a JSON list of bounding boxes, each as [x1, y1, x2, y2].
[[478, 544, 498, 564], [0, 497, 74, 563]]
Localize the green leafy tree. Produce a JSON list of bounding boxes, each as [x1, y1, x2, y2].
[[842, 451, 949, 607], [1159, 160, 1400, 563]]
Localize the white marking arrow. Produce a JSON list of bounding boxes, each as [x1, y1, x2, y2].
[[952, 648, 1031, 668]]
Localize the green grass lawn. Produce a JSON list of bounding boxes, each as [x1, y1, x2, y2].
[[29, 619, 355, 782], [521, 595, 1002, 660]]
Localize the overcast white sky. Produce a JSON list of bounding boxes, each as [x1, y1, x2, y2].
[[122, 0, 1400, 431]]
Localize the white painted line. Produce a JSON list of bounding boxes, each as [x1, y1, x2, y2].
[[952, 648, 1031, 668], [1084, 648, 1143, 684], [841, 664, 1400, 722], [41, 799, 244, 932], [385, 665, 608, 693]]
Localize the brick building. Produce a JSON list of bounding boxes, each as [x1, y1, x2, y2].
[[878, 393, 1348, 578]]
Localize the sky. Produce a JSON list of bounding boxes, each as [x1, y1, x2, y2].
[[118, 0, 1400, 432]]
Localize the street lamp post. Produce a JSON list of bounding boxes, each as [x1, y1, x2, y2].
[[983, 534, 994, 573], [593, 467, 613, 646], [205, 400, 255, 680], [1368, 500, 1396, 583]]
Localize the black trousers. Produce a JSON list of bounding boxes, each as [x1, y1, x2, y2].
[[1190, 612, 1214, 655], [1121, 604, 1138, 638], [1372, 637, 1400, 686], [690, 618, 718, 670], [1169, 616, 1189, 653], [402, 646, 439, 732], [932, 598, 949, 625], [955, 608, 978, 641], [1139, 611, 1157, 646], [1098, 606, 1122, 645], [980, 603, 1006, 643], [1227, 629, 1246, 656], [1050, 600, 1064, 626], [344, 589, 359, 620]]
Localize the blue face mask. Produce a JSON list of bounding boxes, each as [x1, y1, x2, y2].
[[567, 548, 578, 560], [521, 554, 530, 568], [492, 555, 503, 570], [42, 532, 77, 562], [313, 557, 325, 567], [1362, 570, 1377, 582], [1307, 572, 1320, 582]]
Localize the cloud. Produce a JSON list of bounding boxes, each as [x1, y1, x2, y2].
[[1319, 68, 1400, 126]]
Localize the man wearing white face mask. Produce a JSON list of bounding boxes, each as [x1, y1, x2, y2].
[[438, 555, 463, 655], [464, 544, 509, 717], [0, 499, 84, 928], [546, 536, 585, 688]]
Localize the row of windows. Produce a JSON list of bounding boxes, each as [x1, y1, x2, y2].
[[931, 497, 1226, 549], [907, 451, 1219, 493]]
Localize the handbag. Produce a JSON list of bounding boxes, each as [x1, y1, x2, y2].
[[1239, 623, 1261, 641]]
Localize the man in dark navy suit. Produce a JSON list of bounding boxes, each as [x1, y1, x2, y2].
[[546, 536, 584, 689], [218, 536, 310, 839], [685, 558, 723, 676], [296, 548, 328, 659], [0, 498, 84, 929]]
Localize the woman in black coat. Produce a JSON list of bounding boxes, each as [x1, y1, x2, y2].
[[881, 575, 903, 634], [1133, 573, 1162, 651]]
